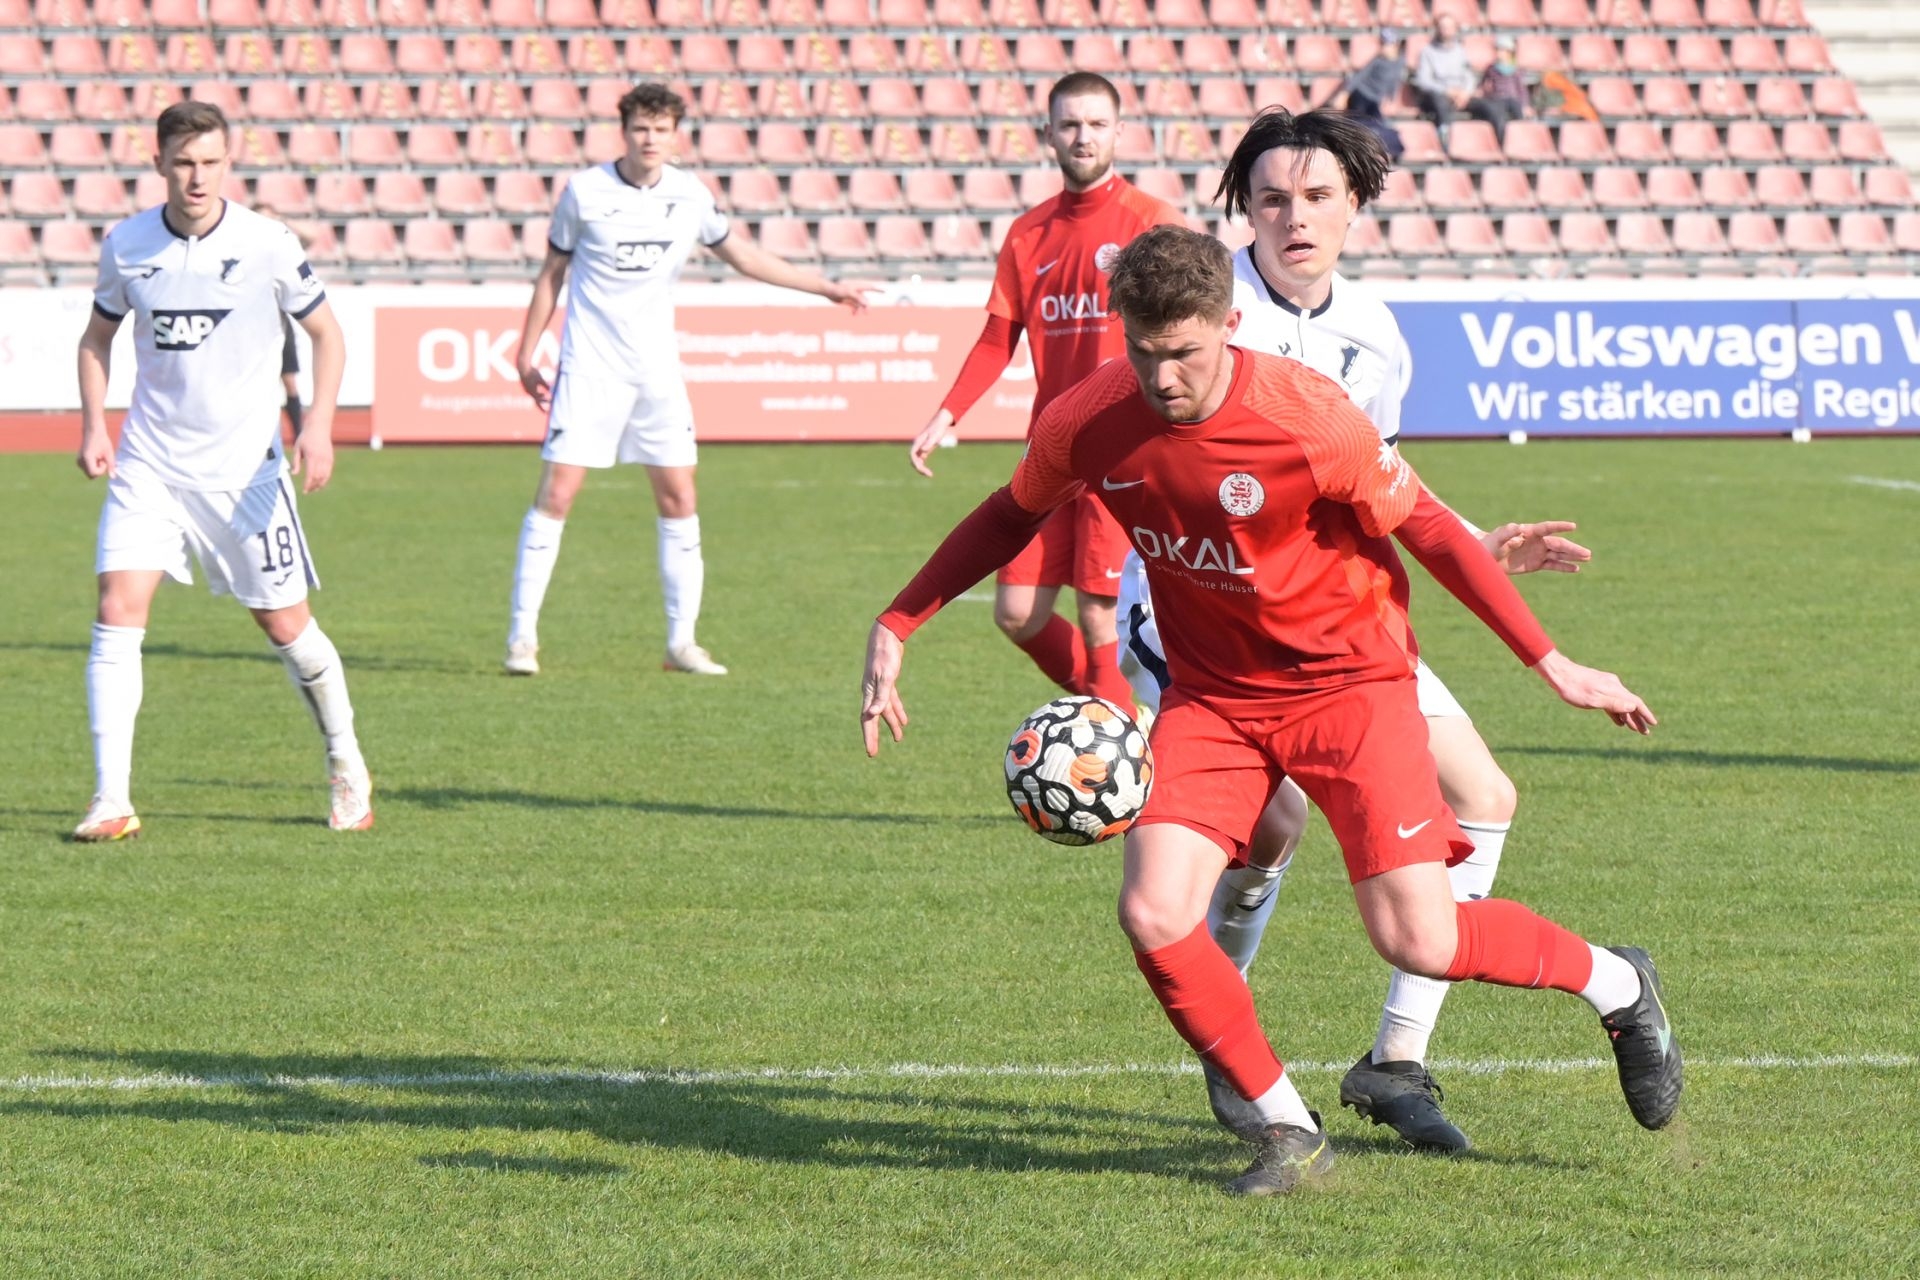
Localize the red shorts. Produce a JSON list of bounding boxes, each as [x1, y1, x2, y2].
[[997, 493, 1130, 597], [1135, 680, 1472, 883]]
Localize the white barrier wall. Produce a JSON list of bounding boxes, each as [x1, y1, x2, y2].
[[6, 276, 1918, 436]]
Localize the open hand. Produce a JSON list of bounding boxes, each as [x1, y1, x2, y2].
[[1484, 520, 1591, 575], [860, 621, 910, 756], [1532, 650, 1657, 734]]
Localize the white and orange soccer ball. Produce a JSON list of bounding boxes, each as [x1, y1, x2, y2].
[[1003, 696, 1154, 846]]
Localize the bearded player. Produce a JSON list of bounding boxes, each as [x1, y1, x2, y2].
[[862, 227, 1680, 1196], [906, 72, 1184, 711], [1118, 108, 1592, 1154]]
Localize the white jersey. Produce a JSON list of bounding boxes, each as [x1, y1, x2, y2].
[[548, 162, 729, 382], [1230, 250, 1411, 443], [92, 202, 325, 491]]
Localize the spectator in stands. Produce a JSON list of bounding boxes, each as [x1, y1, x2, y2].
[[1329, 26, 1409, 160], [256, 203, 328, 443], [1474, 36, 1531, 144], [1411, 14, 1502, 144]]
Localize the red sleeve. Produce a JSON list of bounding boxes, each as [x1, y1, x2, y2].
[[937, 314, 1024, 422], [1394, 488, 1555, 667], [877, 487, 1050, 641]]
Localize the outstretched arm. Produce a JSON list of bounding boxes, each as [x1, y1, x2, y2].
[[1394, 490, 1655, 733], [1482, 520, 1592, 575], [862, 487, 1053, 754], [710, 235, 881, 310]]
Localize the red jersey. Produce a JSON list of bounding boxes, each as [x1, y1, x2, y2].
[[983, 174, 1185, 419], [999, 350, 1555, 712]]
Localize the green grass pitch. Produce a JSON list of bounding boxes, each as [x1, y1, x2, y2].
[[1, 437, 1916, 1277]]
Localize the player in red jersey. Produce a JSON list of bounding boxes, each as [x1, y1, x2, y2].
[[862, 228, 1681, 1196], [906, 72, 1185, 711]]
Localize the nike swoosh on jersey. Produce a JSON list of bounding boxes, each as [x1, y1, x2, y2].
[[1101, 476, 1146, 490], [1034, 259, 1060, 276], [1397, 819, 1434, 838], [1103, 568, 1124, 578]]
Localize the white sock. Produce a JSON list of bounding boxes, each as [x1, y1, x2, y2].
[[1371, 820, 1511, 1064], [1206, 858, 1289, 979], [1579, 945, 1643, 1015], [274, 618, 364, 775], [1250, 1069, 1316, 1130], [658, 514, 703, 651], [86, 622, 144, 805], [509, 508, 566, 647]]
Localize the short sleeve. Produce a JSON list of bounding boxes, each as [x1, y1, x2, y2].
[[91, 233, 128, 321], [985, 228, 1023, 324], [270, 224, 326, 319], [1365, 333, 1411, 444], [547, 178, 582, 253], [697, 190, 729, 247]]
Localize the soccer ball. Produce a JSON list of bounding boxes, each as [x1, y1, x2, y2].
[[1003, 696, 1154, 846]]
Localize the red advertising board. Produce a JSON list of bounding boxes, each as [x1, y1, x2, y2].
[[371, 305, 1035, 444]]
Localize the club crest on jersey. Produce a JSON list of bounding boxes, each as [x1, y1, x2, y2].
[[219, 257, 244, 284], [614, 241, 672, 272], [1218, 472, 1265, 517], [151, 309, 232, 349], [1093, 242, 1122, 272]]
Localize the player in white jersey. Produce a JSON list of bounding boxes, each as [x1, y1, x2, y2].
[[73, 101, 370, 840], [1116, 109, 1590, 1150], [505, 83, 877, 677]]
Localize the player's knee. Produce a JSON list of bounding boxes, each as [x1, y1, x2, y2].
[[1369, 924, 1456, 979], [96, 594, 148, 629], [1115, 887, 1201, 952], [994, 605, 1039, 642], [1450, 767, 1518, 826]]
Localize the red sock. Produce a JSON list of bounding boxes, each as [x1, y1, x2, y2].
[[1443, 898, 1595, 993], [1134, 923, 1284, 1101], [1013, 613, 1086, 692], [1080, 640, 1135, 709]]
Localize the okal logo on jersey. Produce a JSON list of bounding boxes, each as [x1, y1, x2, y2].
[[1218, 472, 1265, 516], [151, 309, 233, 349], [1130, 528, 1255, 575], [614, 241, 673, 272], [1040, 292, 1105, 322]]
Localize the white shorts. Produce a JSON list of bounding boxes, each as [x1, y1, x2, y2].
[[1114, 551, 1471, 721], [96, 463, 318, 611], [542, 366, 697, 470]]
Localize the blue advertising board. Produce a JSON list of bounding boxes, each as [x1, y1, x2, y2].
[[1396, 297, 1920, 437]]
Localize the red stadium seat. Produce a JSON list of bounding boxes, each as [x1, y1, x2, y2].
[[1699, 165, 1756, 208], [810, 78, 865, 119], [453, 34, 506, 74], [489, 0, 542, 24], [1558, 213, 1616, 256], [1477, 166, 1536, 211], [248, 80, 306, 122], [41, 218, 100, 266], [739, 35, 793, 73], [1618, 35, 1672, 75], [462, 218, 521, 266], [107, 122, 156, 166], [465, 123, 521, 167], [1725, 121, 1783, 163], [487, 172, 547, 217], [823, 0, 874, 21], [1666, 121, 1725, 163], [223, 33, 278, 77], [872, 122, 926, 164], [1183, 33, 1236, 74], [1864, 167, 1915, 208], [356, 79, 410, 120], [976, 76, 1032, 117], [1343, 212, 1384, 256], [1250, 78, 1307, 114], [1754, 165, 1809, 209], [877, 0, 927, 20], [816, 121, 872, 164], [1835, 212, 1889, 253], [901, 33, 952, 72], [1726, 212, 1782, 253], [342, 124, 400, 168], [1644, 166, 1703, 210], [1600, 0, 1648, 24], [1444, 213, 1502, 257], [1098, 0, 1149, 26], [1018, 165, 1064, 206], [1705, 0, 1756, 21], [652, 0, 705, 20], [133, 170, 170, 208], [77, 81, 132, 123], [1673, 35, 1727, 75], [1237, 34, 1290, 72], [789, 169, 844, 213], [931, 214, 991, 260], [150, 0, 202, 25], [1809, 77, 1863, 120], [1566, 34, 1621, 74], [527, 78, 585, 121], [0, 37, 47, 77], [1670, 211, 1729, 255], [679, 35, 733, 74], [253, 170, 314, 217], [314, 172, 371, 217], [1501, 120, 1559, 162], [343, 218, 403, 266], [726, 170, 784, 214], [373, 171, 430, 216], [1556, 120, 1615, 162], [1754, 77, 1810, 120], [1291, 33, 1344, 75], [961, 168, 1018, 210], [959, 34, 1014, 72], [14, 81, 72, 123], [1780, 120, 1837, 163], [1728, 34, 1782, 74], [1386, 213, 1442, 257], [1897, 214, 1920, 254], [757, 216, 817, 261], [1143, 79, 1199, 119], [1837, 121, 1889, 163], [875, 215, 933, 261], [1372, 168, 1421, 213], [402, 218, 462, 267], [1421, 167, 1480, 211], [1446, 120, 1502, 164], [1615, 213, 1674, 255], [700, 80, 752, 119], [1640, 79, 1698, 119], [9, 172, 68, 218], [50, 124, 108, 169], [912, 77, 970, 118], [58, 35, 115, 76], [1584, 79, 1643, 119], [0, 221, 45, 276], [1535, 166, 1594, 210], [1593, 166, 1651, 210], [1782, 34, 1832, 74], [1807, 166, 1863, 209], [930, 122, 985, 164], [524, 121, 583, 168], [1397, 120, 1445, 164], [431, 171, 489, 217], [989, 121, 1043, 165], [903, 168, 962, 212], [1781, 211, 1835, 253], [1132, 167, 1188, 209], [1697, 77, 1753, 120]]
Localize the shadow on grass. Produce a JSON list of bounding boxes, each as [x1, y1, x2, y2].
[[383, 785, 1005, 828], [0, 640, 474, 676], [1503, 745, 1919, 775], [12, 1048, 1576, 1183]]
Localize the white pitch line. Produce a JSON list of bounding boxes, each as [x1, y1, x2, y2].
[[0, 1053, 1911, 1095], [1847, 475, 1920, 493]]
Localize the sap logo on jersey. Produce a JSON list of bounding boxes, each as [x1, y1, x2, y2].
[[151, 309, 233, 349], [1039, 292, 1104, 322], [614, 241, 672, 272], [1131, 528, 1255, 576]]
